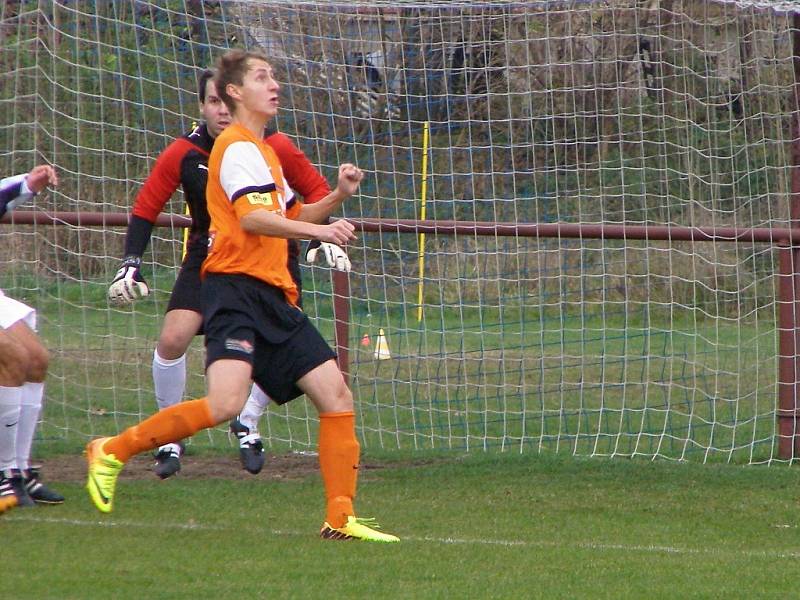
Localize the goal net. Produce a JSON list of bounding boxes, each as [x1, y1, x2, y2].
[[0, 0, 798, 463]]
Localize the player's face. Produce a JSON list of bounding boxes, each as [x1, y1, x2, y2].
[[237, 59, 280, 119], [201, 80, 231, 138]]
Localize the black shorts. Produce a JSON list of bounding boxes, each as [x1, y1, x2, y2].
[[169, 249, 303, 312], [202, 273, 335, 404], [167, 250, 205, 314]]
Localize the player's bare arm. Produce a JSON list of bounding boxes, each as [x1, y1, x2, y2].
[[240, 208, 356, 245]]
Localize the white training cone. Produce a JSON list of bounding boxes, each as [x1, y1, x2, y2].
[[374, 328, 391, 360]]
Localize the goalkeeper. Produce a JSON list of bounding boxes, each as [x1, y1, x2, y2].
[[107, 69, 350, 478]]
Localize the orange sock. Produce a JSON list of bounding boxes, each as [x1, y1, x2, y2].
[[103, 398, 215, 463], [319, 411, 359, 528]]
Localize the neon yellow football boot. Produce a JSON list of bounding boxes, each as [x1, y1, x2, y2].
[[320, 516, 399, 543], [85, 437, 124, 513]]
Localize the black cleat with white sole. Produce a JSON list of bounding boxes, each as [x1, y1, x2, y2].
[[153, 441, 184, 479], [24, 466, 65, 504], [229, 419, 265, 475]]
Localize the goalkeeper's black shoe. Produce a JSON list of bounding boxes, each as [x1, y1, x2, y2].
[[0, 469, 35, 514], [24, 466, 65, 504], [229, 419, 265, 475], [153, 442, 184, 479]]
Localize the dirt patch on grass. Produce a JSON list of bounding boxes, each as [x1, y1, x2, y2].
[[35, 451, 406, 484], [37, 452, 323, 483]]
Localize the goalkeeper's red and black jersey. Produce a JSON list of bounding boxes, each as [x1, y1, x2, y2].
[[131, 123, 215, 257], [128, 122, 330, 261]]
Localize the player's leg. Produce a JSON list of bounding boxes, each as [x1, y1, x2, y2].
[[110, 358, 251, 461], [154, 254, 206, 411], [297, 360, 397, 542], [154, 309, 201, 407], [230, 383, 269, 474], [85, 359, 250, 513], [4, 320, 63, 504], [0, 291, 60, 511], [231, 240, 293, 474], [151, 253, 206, 478], [297, 360, 356, 523], [151, 308, 203, 478], [0, 329, 27, 470], [86, 279, 257, 512], [228, 249, 295, 473], [0, 328, 31, 513]]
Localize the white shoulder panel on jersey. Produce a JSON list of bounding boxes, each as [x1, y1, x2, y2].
[[220, 141, 275, 201]]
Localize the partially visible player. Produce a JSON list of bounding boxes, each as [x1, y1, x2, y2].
[[108, 68, 349, 477], [86, 49, 398, 542], [0, 164, 65, 514]]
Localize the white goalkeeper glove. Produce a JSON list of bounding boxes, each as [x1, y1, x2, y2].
[[108, 255, 150, 304], [305, 240, 351, 272]]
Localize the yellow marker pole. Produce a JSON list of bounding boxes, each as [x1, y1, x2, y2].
[[181, 201, 190, 260], [416, 121, 430, 322]]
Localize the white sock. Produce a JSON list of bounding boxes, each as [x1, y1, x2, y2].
[[15, 381, 43, 471], [152, 350, 186, 411], [239, 384, 270, 432], [0, 386, 22, 471]]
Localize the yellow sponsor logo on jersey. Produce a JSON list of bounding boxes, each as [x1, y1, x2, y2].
[[245, 191, 275, 207]]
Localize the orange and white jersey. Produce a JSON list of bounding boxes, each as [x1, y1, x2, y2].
[[203, 123, 302, 306]]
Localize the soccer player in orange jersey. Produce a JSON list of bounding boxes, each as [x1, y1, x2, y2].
[[107, 69, 345, 478], [85, 49, 398, 542]]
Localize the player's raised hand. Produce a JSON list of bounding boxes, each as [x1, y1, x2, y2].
[[108, 255, 150, 304], [317, 219, 356, 246], [335, 163, 364, 197], [25, 165, 58, 193]]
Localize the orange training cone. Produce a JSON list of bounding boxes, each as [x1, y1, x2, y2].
[[360, 333, 371, 347], [373, 328, 391, 360]]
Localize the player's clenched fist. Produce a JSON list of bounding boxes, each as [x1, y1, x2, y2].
[[25, 165, 58, 193], [108, 255, 150, 304], [335, 163, 364, 197]]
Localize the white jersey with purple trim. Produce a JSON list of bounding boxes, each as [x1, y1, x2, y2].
[[0, 173, 37, 328], [0, 174, 34, 219]]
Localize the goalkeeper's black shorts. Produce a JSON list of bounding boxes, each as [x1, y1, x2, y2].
[[201, 272, 335, 405], [167, 250, 205, 314]]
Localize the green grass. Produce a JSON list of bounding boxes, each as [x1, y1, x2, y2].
[[2, 451, 799, 598], [0, 280, 793, 596]]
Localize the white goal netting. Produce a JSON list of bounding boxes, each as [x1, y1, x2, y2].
[[0, 0, 798, 463]]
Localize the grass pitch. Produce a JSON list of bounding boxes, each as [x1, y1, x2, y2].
[[2, 451, 798, 599], [1, 278, 796, 596]]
